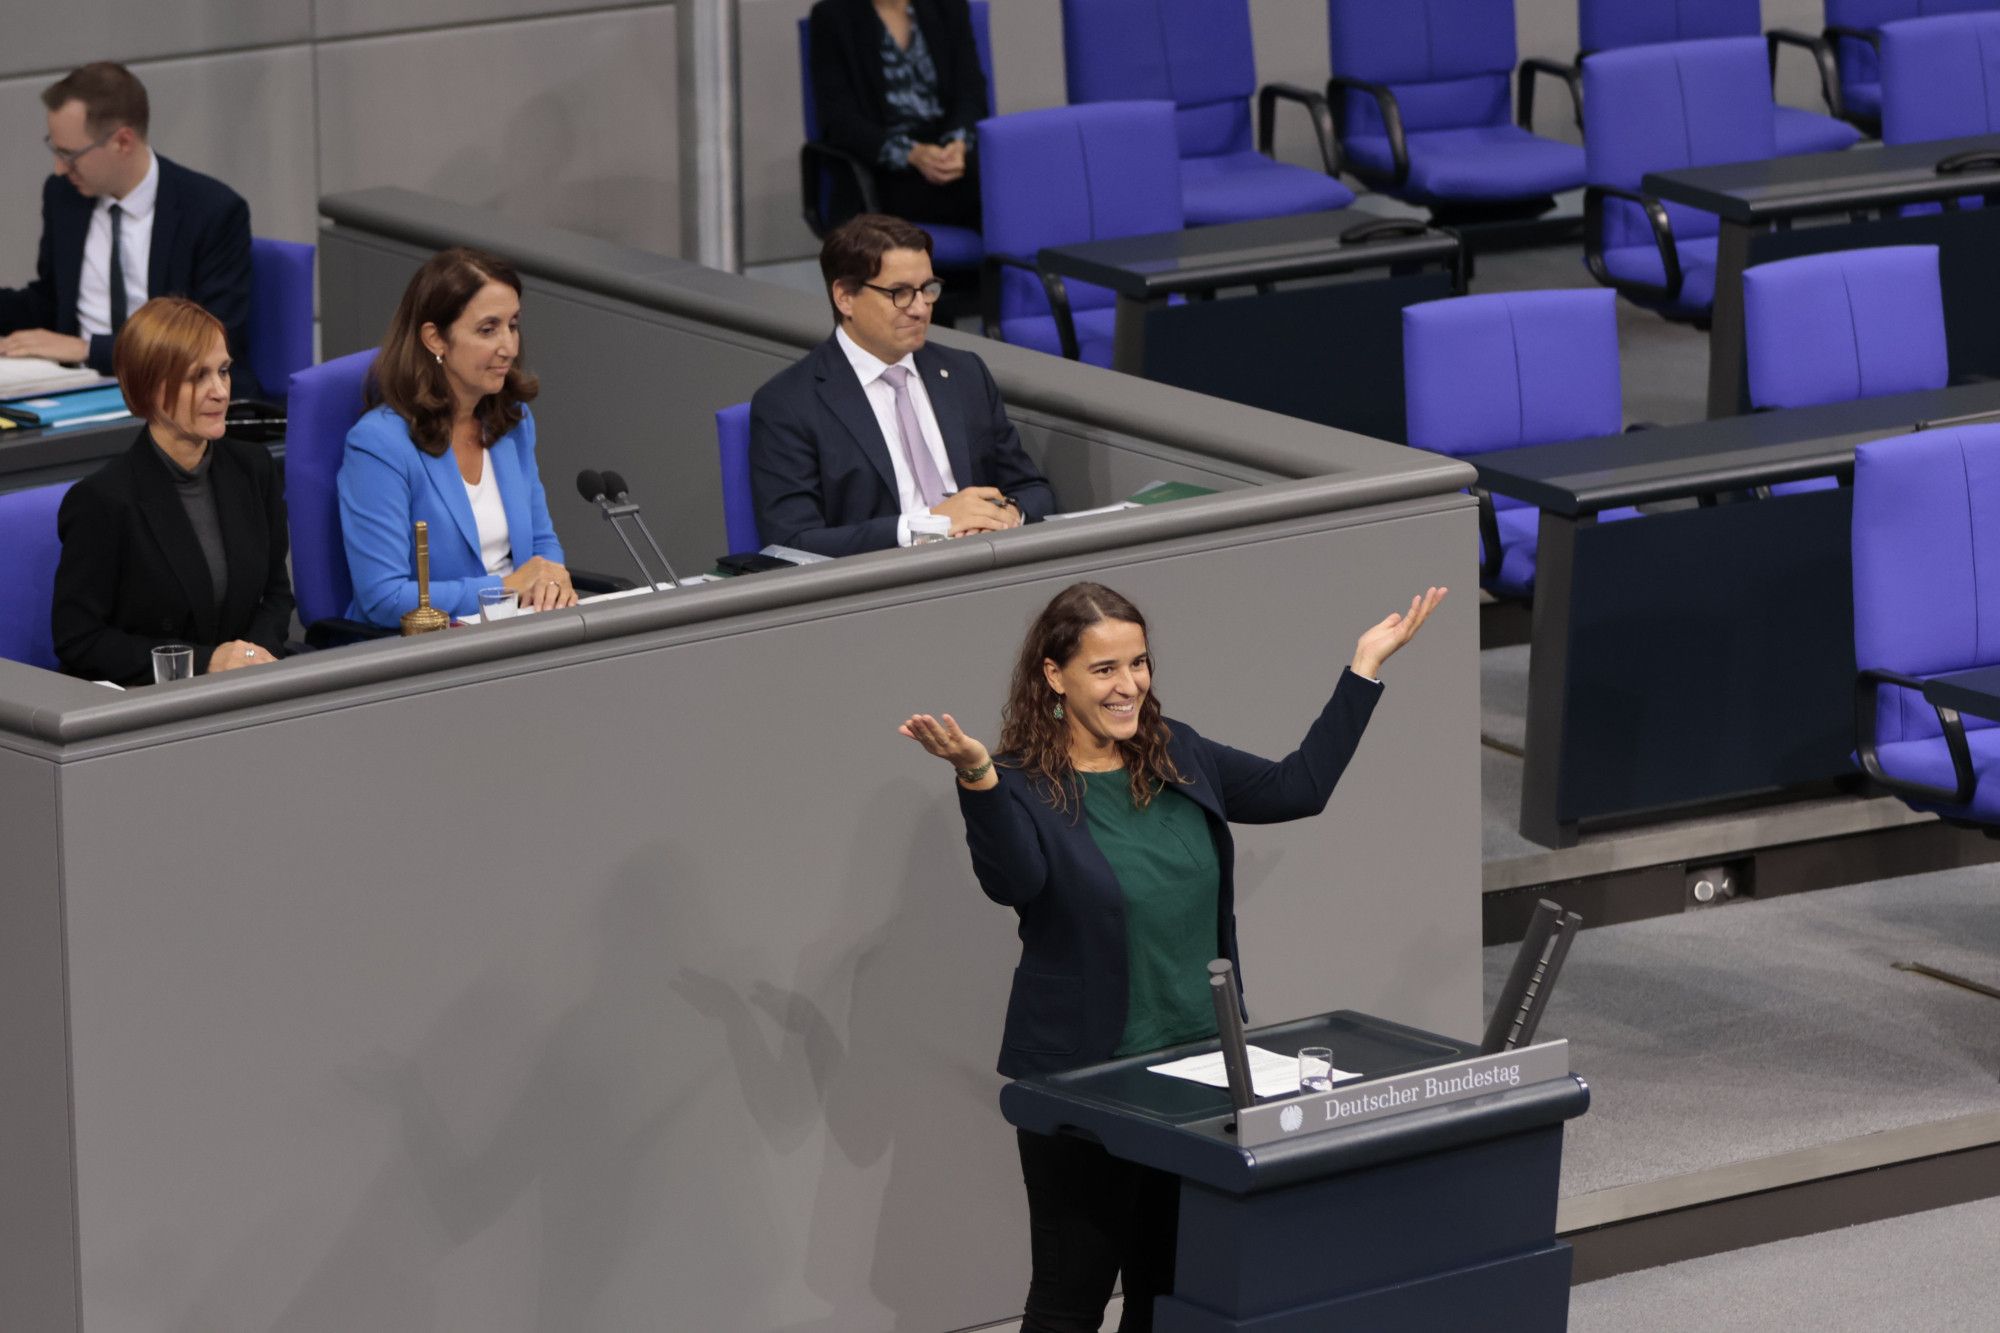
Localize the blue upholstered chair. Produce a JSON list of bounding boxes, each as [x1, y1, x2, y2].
[[1824, 0, 2000, 133], [1325, 0, 1587, 217], [247, 238, 315, 403], [1878, 10, 2000, 144], [1851, 423, 2000, 823], [716, 402, 760, 554], [0, 482, 73, 672], [1061, 0, 1353, 227], [1743, 245, 1946, 493], [1582, 37, 1781, 320], [978, 102, 1185, 366], [1577, 0, 1862, 156], [797, 0, 994, 272], [283, 349, 388, 642], [1402, 289, 1639, 598]]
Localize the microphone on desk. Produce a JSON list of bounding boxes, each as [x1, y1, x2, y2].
[[575, 468, 669, 592], [598, 470, 682, 589]]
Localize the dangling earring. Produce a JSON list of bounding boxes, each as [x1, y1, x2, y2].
[[1052, 699, 1064, 721], [434, 352, 443, 365]]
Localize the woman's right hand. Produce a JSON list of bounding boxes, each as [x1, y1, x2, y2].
[[209, 640, 277, 672], [898, 713, 994, 785]]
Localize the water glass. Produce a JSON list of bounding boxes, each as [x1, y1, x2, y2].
[[1298, 1046, 1335, 1095], [908, 513, 952, 545], [151, 644, 194, 685], [478, 587, 520, 622]]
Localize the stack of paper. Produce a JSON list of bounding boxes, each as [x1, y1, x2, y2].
[[0, 356, 110, 399]]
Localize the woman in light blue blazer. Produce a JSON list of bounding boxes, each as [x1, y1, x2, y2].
[[338, 246, 576, 627]]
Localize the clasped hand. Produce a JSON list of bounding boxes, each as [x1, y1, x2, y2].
[[931, 486, 1019, 537], [908, 139, 966, 186]]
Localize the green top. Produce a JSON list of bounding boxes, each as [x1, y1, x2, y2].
[[1079, 769, 1224, 1057]]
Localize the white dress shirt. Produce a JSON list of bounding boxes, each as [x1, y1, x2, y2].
[[835, 326, 960, 546], [463, 452, 514, 575], [76, 149, 159, 340]]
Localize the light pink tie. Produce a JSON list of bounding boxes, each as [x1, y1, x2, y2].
[[879, 364, 948, 507]]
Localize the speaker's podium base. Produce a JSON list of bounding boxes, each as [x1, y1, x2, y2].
[[1001, 1011, 1589, 1332]]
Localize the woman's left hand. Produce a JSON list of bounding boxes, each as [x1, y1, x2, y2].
[[1351, 586, 1447, 679], [519, 560, 577, 612]]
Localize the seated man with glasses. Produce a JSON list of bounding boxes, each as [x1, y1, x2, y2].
[[750, 212, 1053, 555], [0, 62, 260, 396]]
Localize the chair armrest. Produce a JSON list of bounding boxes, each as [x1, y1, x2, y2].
[[799, 141, 879, 236], [1823, 24, 1881, 54], [570, 568, 634, 595], [1584, 184, 1683, 302], [1855, 667, 1975, 807], [1518, 57, 1583, 134], [1623, 420, 1661, 433], [1327, 75, 1409, 186], [1257, 82, 1342, 176], [1472, 489, 1504, 587], [981, 252, 1081, 362], [1768, 29, 1842, 118], [303, 617, 399, 650]]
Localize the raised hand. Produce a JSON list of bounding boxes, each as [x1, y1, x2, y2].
[[898, 712, 996, 786], [1351, 585, 1447, 679]]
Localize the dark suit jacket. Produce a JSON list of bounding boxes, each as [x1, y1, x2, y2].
[[809, 0, 988, 166], [749, 335, 1055, 555], [956, 670, 1384, 1079], [0, 155, 258, 396], [52, 429, 294, 685]]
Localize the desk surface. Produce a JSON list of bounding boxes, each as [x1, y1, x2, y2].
[[1921, 666, 2000, 723], [0, 417, 139, 491], [1036, 210, 1458, 298], [1644, 134, 2000, 221], [1469, 380, 2000, 514]]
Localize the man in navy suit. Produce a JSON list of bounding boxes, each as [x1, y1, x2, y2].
[[750, 213, 1054, 556], [0, 62, 259, 397]]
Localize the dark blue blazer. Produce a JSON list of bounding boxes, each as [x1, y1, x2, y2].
[[957, 669, 1384, 1079], [749, 335, 1055, 556], [0, 155, 257, 395]]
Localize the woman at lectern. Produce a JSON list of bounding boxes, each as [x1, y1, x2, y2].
[[51, 297, 294, 685], [338, 246, 576, 628], [897, 580, 1444, 1333]]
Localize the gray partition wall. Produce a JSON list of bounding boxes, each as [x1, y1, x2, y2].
[[1, 469, 1478, 1331]]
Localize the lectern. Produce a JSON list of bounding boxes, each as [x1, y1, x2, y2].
[[1000, 1011, 1588, 1331]]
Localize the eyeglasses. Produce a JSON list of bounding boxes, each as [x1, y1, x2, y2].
[[861, 278, 945, 309], [44, 129, 115, 167]]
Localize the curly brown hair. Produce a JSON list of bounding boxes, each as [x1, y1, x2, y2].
[[998, 582, 1189, 815], [367, 246, 539, 458]]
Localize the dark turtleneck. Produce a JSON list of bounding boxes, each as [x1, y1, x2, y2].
[[150, 433, 228, 614]]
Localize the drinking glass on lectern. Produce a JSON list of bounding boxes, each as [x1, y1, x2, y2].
[[151, 644, 194, 685], [1299, 1046, 1335, 1094], [478, 587, 519, 622]]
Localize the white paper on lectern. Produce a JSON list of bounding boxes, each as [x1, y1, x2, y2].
[[1148, 1045, 1359, 1099]]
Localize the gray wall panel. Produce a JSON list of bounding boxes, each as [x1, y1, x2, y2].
[[316, 10, 681, 259], [0, 746, 77, 1332], [54, 499, 1475, 1332], [314, 0, 664, 42], [0, 1, 310, 82]]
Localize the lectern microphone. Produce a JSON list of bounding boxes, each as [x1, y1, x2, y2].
[[575, 468, 670, 592], [600, 470, 682, 589], [1481, 900, 1581, 1054], [1208, 959, 1256, 1116]]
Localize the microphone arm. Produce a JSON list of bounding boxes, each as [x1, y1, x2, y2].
[[600, 471, 681, 589], [576, 470, 665, 592]]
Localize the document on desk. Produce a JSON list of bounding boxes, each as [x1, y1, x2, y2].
[[1043, 501, 1141, 522], [0, 357, 110, 398], [1149, 1045, 1356, 1099]]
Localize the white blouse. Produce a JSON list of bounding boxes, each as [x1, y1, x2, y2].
[[462, 452, 513, 576]]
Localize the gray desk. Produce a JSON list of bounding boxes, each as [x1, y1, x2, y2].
[[1035, 210, 1462, 443], [1643, 134, 2000, 417], [0, 191, 1482, 1333], [1921, 665, 2000, 722], [0, 417, 141, 493], [1473, 380, 2000, 847]]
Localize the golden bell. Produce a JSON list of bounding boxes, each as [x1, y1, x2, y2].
[[400, 520, 451, 636]]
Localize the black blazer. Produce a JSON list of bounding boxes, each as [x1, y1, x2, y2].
[[52, 429, 294, 686], [749, 335, 1055, 555], [809, 0, 989, 166], [956, 670, 1384, 1079], [0, 155, 258, 396]]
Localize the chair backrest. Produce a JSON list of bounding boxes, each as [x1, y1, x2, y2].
[[1403, 289, 1624, 479], [800, 0, 995, 142], [0, 482, 74, 672], [1061, 0, 1259, 158], [1583, 37, 1777, 252], [1327, 0, 1518, 139], [1879, 11, 2000, 142], [284, 348, 379, 626], [716, 402, 760, 554], [1852, 422, 2000, 743], [1743, 246, 1947, 410], [1826, 0, 1996, 96], [1580, 0, 1758, 54], [247, 238, 315, 401], [979, 101, 1185, 327]]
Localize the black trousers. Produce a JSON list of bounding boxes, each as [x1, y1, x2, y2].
[[875, 158, 982, 232], [1016, 1128, 1181, 1333]]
